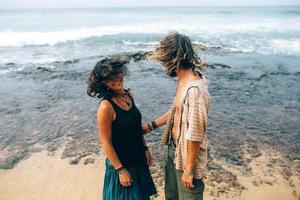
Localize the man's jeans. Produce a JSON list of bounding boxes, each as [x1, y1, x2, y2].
[[165, 141, 205, 200]]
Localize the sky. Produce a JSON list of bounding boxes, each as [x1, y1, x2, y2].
[[1, 0, 300, 9]]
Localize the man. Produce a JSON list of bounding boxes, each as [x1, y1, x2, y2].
[[143, 32, 210, 200]]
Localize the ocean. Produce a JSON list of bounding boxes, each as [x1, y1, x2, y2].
[[0, 6, 299, 191], [0, 6, 300, 65]]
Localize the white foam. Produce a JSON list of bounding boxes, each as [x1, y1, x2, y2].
[[122, 40, 159, 46], [270, 39, 300, 55], [1, 18, 299, 47], [0, 25, 169, 47], [1, 18, 300, 58], [0, 65, 26, 75]]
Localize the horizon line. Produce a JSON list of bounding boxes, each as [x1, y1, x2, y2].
[[1, 4, 300, 10]]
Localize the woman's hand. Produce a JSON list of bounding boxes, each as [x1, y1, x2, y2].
[[119, 170, 133, 187], [145, 150, 154, 165], [142, 124, 152, 134]]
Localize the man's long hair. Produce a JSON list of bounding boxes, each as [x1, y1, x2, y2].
[[149, 32, 204, 77]]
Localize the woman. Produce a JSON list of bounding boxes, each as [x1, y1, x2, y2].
[[86, 56, 157, 200]]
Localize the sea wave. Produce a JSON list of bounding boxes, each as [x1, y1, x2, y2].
[[1, 19, 300, 47], [194, 39, 300, 55], [0, 26, 166, 47], [269, 39, 300, 55], [122, 40, 159, 46], [0, 65, 26, 75]]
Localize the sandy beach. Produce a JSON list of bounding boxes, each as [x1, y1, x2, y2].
[[1, 144, 299, 200]]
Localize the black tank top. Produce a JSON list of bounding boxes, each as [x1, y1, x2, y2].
[[103, 94, 146, 168]]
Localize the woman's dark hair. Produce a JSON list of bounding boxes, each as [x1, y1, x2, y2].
[[86, 56, 129, 99], [149, 32, 204, 77]]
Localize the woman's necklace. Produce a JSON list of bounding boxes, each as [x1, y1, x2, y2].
[[117, 95, 131, 107], [112, 89, 132, 108]]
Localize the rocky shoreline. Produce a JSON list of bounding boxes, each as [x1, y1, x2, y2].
[[0, 43, 234, 170], [1, 42, 300, 199]]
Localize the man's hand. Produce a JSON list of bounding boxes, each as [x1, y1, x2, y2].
[[181, 172, 195, 189], [142, 124, 152, 134]]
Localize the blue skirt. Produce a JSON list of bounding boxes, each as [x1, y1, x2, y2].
[[103, 159, 157, 200]]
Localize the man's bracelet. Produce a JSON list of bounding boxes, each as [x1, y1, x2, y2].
[[151, 121, 158, 129], [183, 168, 194, 177]]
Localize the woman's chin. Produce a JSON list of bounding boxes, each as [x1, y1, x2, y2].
[[112, 84, 124, 91]]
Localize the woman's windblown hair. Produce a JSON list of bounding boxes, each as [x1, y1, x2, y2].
[[86, 56, 129, 99], [149, 32, 204, 77]]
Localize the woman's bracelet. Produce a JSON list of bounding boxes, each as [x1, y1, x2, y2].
[[116, 166, 127, 174]]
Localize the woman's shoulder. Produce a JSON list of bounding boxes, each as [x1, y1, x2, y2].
[[98, 98, 114, 114]]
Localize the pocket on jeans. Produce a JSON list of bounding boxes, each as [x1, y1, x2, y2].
[[183, 179, 205, 194]]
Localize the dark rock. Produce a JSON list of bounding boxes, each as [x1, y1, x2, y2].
[[205, 62, 232, 69], [5, 108, 22, 114], [0, 151, 28, 169], [69, 157, 80, 165], [64, 59, 80, 64], [193, 43, 222, 52], [250, 73, 268, 81], [84, 158, 95, 165], [121, 51, 150, 62], [37, 66, 54, 72], [131, 52, 149, 62]]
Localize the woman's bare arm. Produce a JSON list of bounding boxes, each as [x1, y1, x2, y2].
[[97, 100, 123, 170]]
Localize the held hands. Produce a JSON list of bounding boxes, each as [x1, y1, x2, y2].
[[142, 121, 158, 134], [118, 169, 133, 187], [142, 124, 152, 134]]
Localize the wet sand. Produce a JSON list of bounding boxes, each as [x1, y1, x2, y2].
[[0, 148, 103, 200], [1, 145, 299, 200]]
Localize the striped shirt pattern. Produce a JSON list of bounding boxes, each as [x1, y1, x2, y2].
[[161, 76, 210, 179]]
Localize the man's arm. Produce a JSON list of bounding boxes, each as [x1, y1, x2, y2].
[[182, 87, 208, 188], [185, 141, 201, 171], [154, 110, 171, 127], [143, 110, 170, 134]]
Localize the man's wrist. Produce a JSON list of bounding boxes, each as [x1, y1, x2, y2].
[[184, 164, 194, 171], [183, 168, 194, 177], [151, 120, 158, 129]]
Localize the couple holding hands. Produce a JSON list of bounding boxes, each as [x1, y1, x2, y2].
[[87, 32, 210, 200]]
